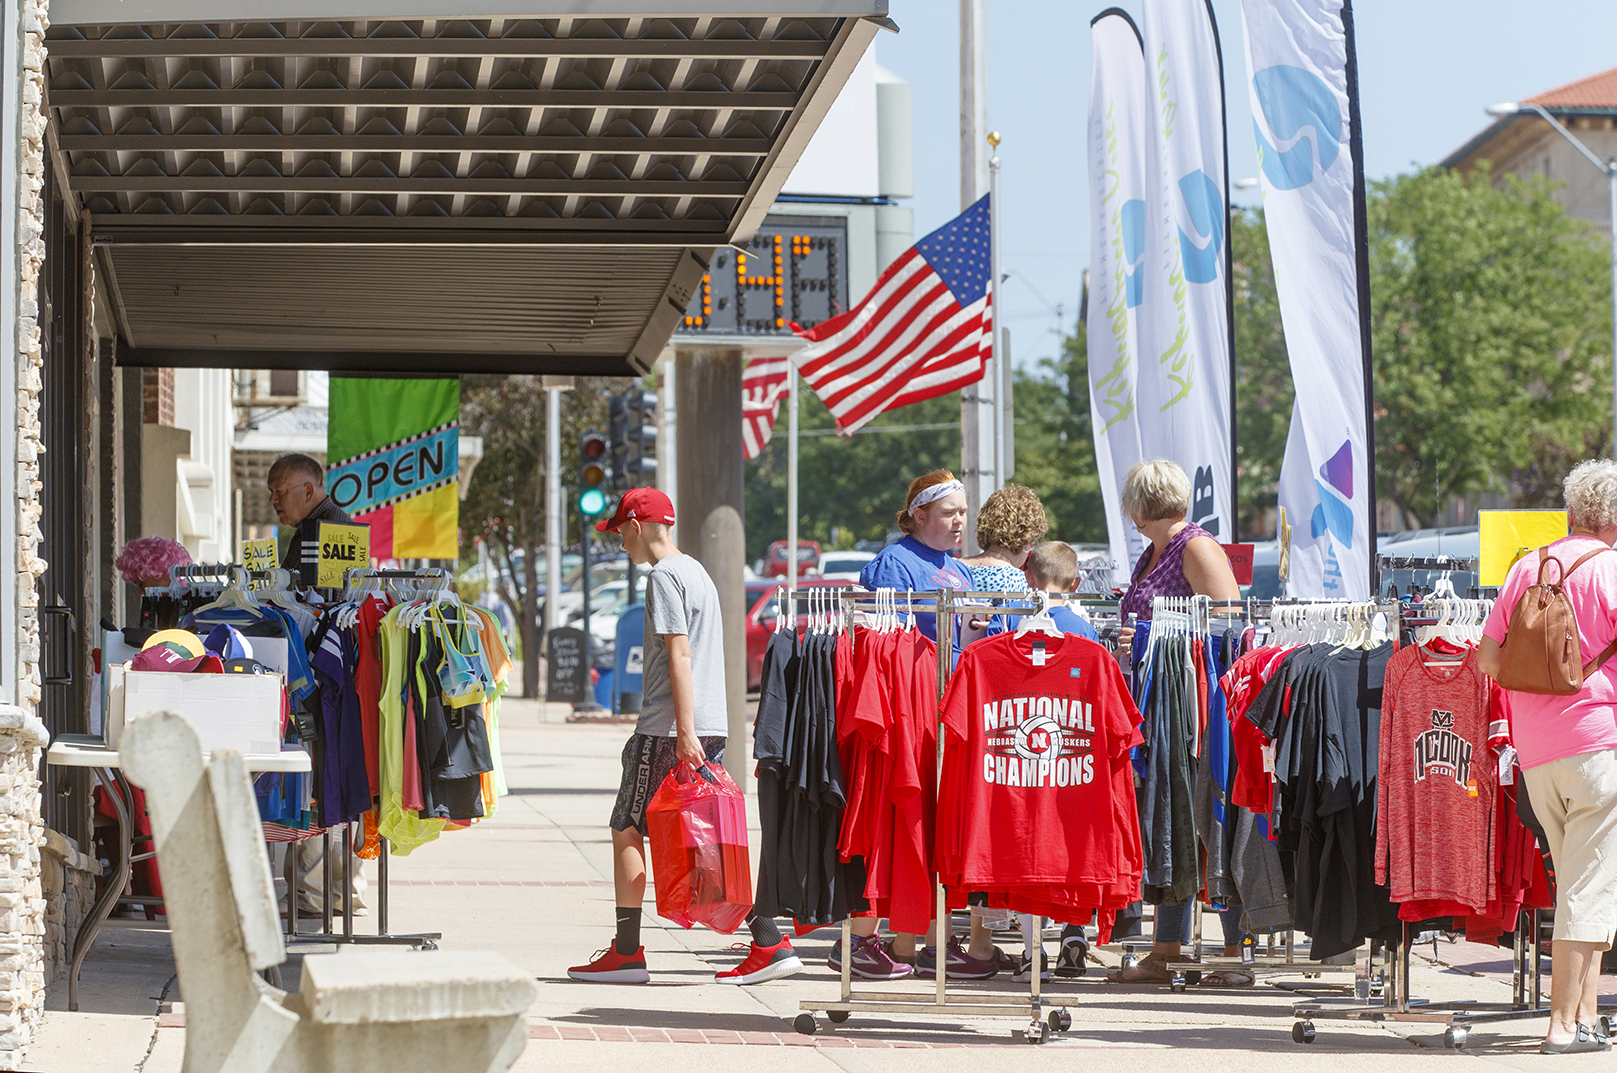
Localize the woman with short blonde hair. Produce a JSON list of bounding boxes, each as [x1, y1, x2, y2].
[[1108, 458, 1242, 986]]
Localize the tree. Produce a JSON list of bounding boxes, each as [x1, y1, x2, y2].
[[744, 390, 962, 561], [1011, 333, 1106, 543], [460, 375, 614, 698], [1368, 166, 1612, 525]]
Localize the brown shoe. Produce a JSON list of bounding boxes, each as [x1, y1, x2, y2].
[[1105, 950, 1173, 984]]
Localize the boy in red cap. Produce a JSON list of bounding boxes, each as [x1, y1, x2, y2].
[[568, 487, 803, 985]]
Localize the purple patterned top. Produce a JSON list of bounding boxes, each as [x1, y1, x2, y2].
[[1120, 522, 1215, 622]]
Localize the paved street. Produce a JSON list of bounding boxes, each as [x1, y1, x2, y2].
[[21, 696, 1614, 1072]]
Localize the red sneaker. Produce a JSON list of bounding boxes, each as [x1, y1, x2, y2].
[[568, 945, 649, 983], [715, 938, 805, 985]]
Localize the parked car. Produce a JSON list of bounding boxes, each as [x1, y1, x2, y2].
[[817, 550, 875, 581], [763, 539, 822, 578], [745, 577, 854, 690]]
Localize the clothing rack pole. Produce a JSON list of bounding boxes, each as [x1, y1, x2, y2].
[[795, 587, 1076, 1041]]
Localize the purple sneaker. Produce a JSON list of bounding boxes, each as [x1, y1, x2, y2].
[[826, 934, 914, 980], [917, 937, 999, 980]]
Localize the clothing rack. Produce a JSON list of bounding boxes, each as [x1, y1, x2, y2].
[[792, 588, 1078, 1043], [1285, 597, 1566, 1047], [1290, 915, 1559, 1048]]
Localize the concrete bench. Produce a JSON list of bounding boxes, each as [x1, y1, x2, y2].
[[121, 709, 536, 1073]]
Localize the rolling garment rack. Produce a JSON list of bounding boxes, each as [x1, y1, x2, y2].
[[1150, 596, 1402, 992], [790, 586, 1103, 1044], [1287, 592, 1582, 1047], [278, 565, 487, 952]]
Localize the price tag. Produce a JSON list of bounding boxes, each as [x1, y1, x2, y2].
[[1261, 741, 1277, 774], [316, 522, 370, 589]]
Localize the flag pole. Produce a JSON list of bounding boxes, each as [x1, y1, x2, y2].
[[988, 132, 1003, 489], [787, 361, 799, 593]]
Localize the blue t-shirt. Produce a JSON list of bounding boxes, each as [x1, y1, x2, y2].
[[984, 602, 1101, 642], [859, 536, 974, 641]]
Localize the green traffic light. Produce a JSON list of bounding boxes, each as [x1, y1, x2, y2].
[[579, 488, 609, 516]]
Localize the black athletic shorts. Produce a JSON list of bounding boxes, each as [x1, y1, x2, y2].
[[609, 733, 727, 835]]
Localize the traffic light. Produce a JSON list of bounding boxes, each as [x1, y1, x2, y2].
[[607, 395, 630, 492], [578, 431, 610, 516], [624, 390, 658, 484]]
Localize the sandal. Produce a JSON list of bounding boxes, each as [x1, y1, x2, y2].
[[1105, 951, 1172, 984], [1199, 969, 1254, 987], [1540, 1023, 1612, 1054]]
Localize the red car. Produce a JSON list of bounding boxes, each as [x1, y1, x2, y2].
[[746, 578, 853, 690], [763, 539, 822, 578]]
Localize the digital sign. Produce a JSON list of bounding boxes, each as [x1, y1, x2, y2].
[[677, 216, 849, 337]]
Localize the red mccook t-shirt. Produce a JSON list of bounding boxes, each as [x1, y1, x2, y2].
[[1375, 644, 1497, 913]]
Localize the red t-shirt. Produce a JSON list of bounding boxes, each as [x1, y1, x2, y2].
[[938, 630, 1143, 890], [1375, 644, 1497, 913]]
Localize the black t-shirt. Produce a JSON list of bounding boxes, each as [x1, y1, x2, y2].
[[751, 629, 797, 919]]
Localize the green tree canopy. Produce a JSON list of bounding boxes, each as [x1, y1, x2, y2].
[[1369, 166, 1613, 525]]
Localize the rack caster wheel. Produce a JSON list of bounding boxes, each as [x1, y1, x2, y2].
[[826, 1010, 850, 1024], [1601, 1015, 1616, 1038], [1170, 972, 1187, 992], [1443, 1027, 1468, 1050], [1024, 1021, 1048, 1044], [1048, 1009, 1073, 1033], [792, 1013, 817, 1036], [419, 940, 438, 951], [1292, 1021, 1316, 1044], [1121, 953, 1138, 969], [1184, 970, 1202, 987]]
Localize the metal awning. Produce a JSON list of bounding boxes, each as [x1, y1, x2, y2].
[[44, 4, 885, 374]]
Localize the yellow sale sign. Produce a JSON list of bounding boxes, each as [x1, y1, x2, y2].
[[1479, 509, 1567, 587], [316, 522, 370, 589]]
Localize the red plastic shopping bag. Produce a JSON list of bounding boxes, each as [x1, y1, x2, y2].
[[646, 761, 753, 934]]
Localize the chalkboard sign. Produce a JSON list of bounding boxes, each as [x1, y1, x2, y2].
[[546, 627, 590, 704]]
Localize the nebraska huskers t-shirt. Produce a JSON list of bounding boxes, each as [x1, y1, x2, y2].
[[940, 631, 1143, 887]]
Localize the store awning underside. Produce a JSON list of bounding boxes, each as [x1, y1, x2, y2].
[[43, 6, 882, 375]]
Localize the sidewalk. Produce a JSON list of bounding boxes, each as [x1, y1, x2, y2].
[[20, 699, 1602, 1072]]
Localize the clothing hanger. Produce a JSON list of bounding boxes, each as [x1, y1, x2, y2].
[[1014, 590, 1062, 639]]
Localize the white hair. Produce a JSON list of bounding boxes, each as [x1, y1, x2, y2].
[[1121, 460, 1192, 524], [1564, 459, 1617, 531]]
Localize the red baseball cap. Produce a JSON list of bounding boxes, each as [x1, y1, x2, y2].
[[596, 487, 676, 532]]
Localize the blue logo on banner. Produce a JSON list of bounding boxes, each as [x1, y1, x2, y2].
[[327, 424, 459, 515], [1252, 65, 1342, 190], [1121, 198, 1146, 308], [1176, 170, 1224, 284]]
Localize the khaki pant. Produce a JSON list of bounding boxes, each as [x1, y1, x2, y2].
[[1522, 747, 1617, 947]]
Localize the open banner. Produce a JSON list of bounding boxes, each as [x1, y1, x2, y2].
[[326, 377, 460, 560]]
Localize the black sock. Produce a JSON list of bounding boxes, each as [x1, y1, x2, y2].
[[747, 912, 783, 948], [616, 907, 642, 956]]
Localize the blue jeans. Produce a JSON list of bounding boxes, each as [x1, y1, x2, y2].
[[1155, 902, 1247, 947]]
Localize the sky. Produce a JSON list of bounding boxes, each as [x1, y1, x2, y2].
[[874, 0, 1617, 372]]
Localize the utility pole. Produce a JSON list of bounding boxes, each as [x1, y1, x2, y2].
[[541, 376, 571, 645], [959, 0, 996, 552]]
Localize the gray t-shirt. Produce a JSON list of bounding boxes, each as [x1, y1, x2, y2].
[[638, 553, 728, 738]]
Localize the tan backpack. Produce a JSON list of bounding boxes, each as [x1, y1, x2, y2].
[[1496, 545, 1617, 695]]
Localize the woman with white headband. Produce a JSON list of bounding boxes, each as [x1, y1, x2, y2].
[[833, 469, 998, 985], [855, 469, 974, 643]]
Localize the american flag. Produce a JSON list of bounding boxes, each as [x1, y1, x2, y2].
[[790, 195, 992, 435], [741, 355, 790, 460]]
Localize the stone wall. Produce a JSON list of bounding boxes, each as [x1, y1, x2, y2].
[[0, 709, 47, 1071], [39, 831, 95, 988], [2, 0, 52, 1068]]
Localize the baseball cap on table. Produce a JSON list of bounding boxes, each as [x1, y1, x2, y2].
[[595, 487, 676, 532]]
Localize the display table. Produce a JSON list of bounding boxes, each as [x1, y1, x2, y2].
[[47, 733, 311, 1010]]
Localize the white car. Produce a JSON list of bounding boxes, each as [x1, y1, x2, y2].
[[817, 550, 875, 581]]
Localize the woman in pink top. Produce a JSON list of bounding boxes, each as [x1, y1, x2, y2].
[[1481, 459, 1617, 1054]]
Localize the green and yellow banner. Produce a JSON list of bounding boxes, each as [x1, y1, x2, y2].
[[326, 377, 460, 560]]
